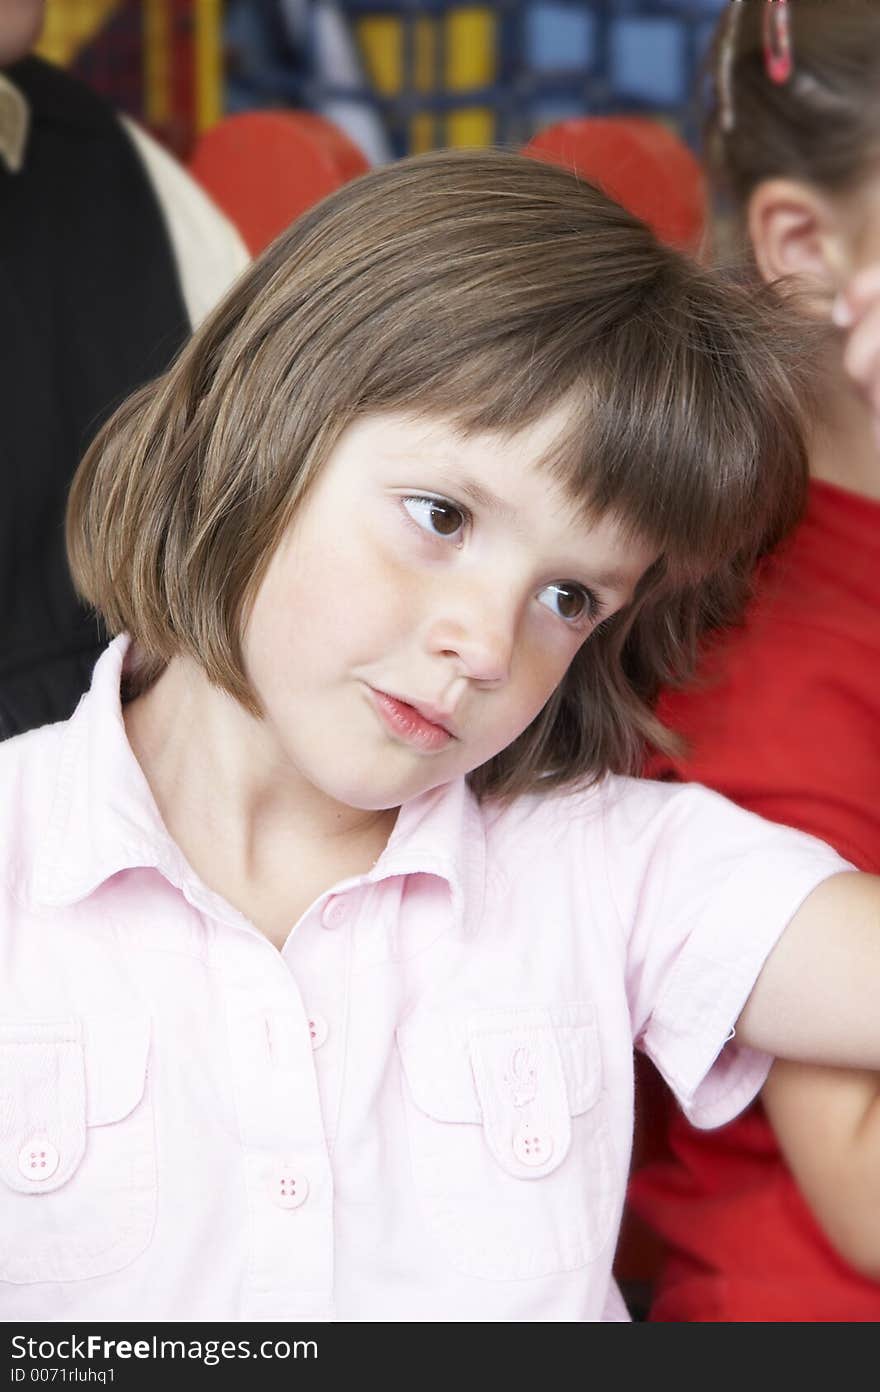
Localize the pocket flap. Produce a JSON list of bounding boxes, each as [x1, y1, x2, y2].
[[397, 1002, 602, 1179], [0, 1014, 151, 1196], [398, 1013, 481, 1123], [468, 1009, 572, 1179], [0, 1020, 86, 1194], [83, 1013, 151, 1126]]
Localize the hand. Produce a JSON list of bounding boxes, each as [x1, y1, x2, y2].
[[832, 266, 880, 445]]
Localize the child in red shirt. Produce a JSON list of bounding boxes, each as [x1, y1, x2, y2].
[[629, 0, 880, 1320]]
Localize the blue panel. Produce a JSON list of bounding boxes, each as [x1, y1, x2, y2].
[[525, 4, 597, 73], [610, 18, 685, 105], [530, 96, 590, 131]]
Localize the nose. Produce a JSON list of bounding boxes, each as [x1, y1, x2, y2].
[[425, 584, 516, 685]]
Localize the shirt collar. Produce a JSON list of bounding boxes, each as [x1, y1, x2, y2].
[[28, 637, 487, 939], [371, 772, 486, 938], [0, 72, 29, 173]]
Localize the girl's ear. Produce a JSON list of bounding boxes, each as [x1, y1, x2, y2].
[[747, 178, 850, 313]]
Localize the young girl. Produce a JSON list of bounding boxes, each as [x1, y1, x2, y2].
[[3, 147, 880, 1324], [629, 0, 880, 1321]]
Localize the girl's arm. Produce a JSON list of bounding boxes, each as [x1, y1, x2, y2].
[[737, 872, 880, 1068], [739, 873, 880, 1275], [762, 1060, 880, 1280]]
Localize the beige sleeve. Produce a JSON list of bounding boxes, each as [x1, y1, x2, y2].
[[119, 115, 250, 329]]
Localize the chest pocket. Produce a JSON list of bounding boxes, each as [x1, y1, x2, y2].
[[397, 1002, 616, 1281], [0, 1015, 155, 1284]]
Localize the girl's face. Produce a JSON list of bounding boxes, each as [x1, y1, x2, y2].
[[242, 410, 655, 812]]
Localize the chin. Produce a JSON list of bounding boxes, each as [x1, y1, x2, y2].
[[331, 782, 427, 813], [323, 764, 454, 813]]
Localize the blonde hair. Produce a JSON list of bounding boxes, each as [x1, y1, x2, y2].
[[68, 147, 817, 799]]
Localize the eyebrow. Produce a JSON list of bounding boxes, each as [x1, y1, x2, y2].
[[452, 476, 518, 525], [579, 565, 642, 594]]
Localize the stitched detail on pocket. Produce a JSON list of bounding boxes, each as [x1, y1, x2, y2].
[[398, 1001, 600, 1127], [468, 1014, 571, 1179]]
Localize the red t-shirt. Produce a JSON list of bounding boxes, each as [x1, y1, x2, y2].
[[628, 478, 880, 1321]]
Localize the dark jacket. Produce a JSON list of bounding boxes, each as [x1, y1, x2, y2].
[[0, 57, 189, 737]]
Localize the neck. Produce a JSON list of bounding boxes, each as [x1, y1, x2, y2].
[[123, 655, 397, 943], [809, 361, 880, 501]]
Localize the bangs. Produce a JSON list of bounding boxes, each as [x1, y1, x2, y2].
[[363, 261, 819, 591]]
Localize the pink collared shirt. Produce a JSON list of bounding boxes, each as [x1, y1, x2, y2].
[[0, 638, 849, 1321]]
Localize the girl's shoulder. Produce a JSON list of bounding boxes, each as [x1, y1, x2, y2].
[[491, 777, 848, 965], [0, 718, 72, 876], [0, 714, 70, 775], [481, 773, 741, 863], [482, 772, 847, 896]]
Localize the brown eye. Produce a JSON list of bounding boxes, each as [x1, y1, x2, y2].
[[403, 496, 466, 540], [538, 582, 591, 622], [429, 502, 464, 535]]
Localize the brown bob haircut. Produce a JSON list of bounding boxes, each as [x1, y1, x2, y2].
[[68, 147, 817, 800]]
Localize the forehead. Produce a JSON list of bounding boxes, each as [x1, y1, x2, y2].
[[319, 408, 656, 581], [330, 405, 574, 498]]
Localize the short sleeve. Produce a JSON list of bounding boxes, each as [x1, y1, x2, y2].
[[598, 778, 852, 1128]]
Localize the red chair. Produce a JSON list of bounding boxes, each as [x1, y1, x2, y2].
[[188, 110, 370, 256], [523, 116, 706, 253]]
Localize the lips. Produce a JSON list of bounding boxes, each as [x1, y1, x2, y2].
[[367, 688, 457, 752]]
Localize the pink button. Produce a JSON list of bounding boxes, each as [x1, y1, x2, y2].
[[513, 1122, 554, 1168], [307, 1012, 329, 1049], [18, 1136, 59, 1182], [271, 1166, 309, 1210], [321, 897, 349, 928]]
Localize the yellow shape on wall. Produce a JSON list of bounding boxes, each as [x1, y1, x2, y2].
[[357, 6, 495, 152], [446, 7, 494, 148], [35, 0, 121, 66]]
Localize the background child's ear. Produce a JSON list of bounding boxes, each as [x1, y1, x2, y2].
[[747, 178, 851, 315]]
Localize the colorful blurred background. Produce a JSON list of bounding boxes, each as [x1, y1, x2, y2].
[[37, 0, 727, 163]]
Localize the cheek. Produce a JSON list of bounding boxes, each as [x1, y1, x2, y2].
[[518, 623, 583, 704], [486, 633, 579, 751], [247, 531, 414, 676]]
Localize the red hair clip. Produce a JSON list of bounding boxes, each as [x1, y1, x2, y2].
[[763, 0, 793, 85]]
